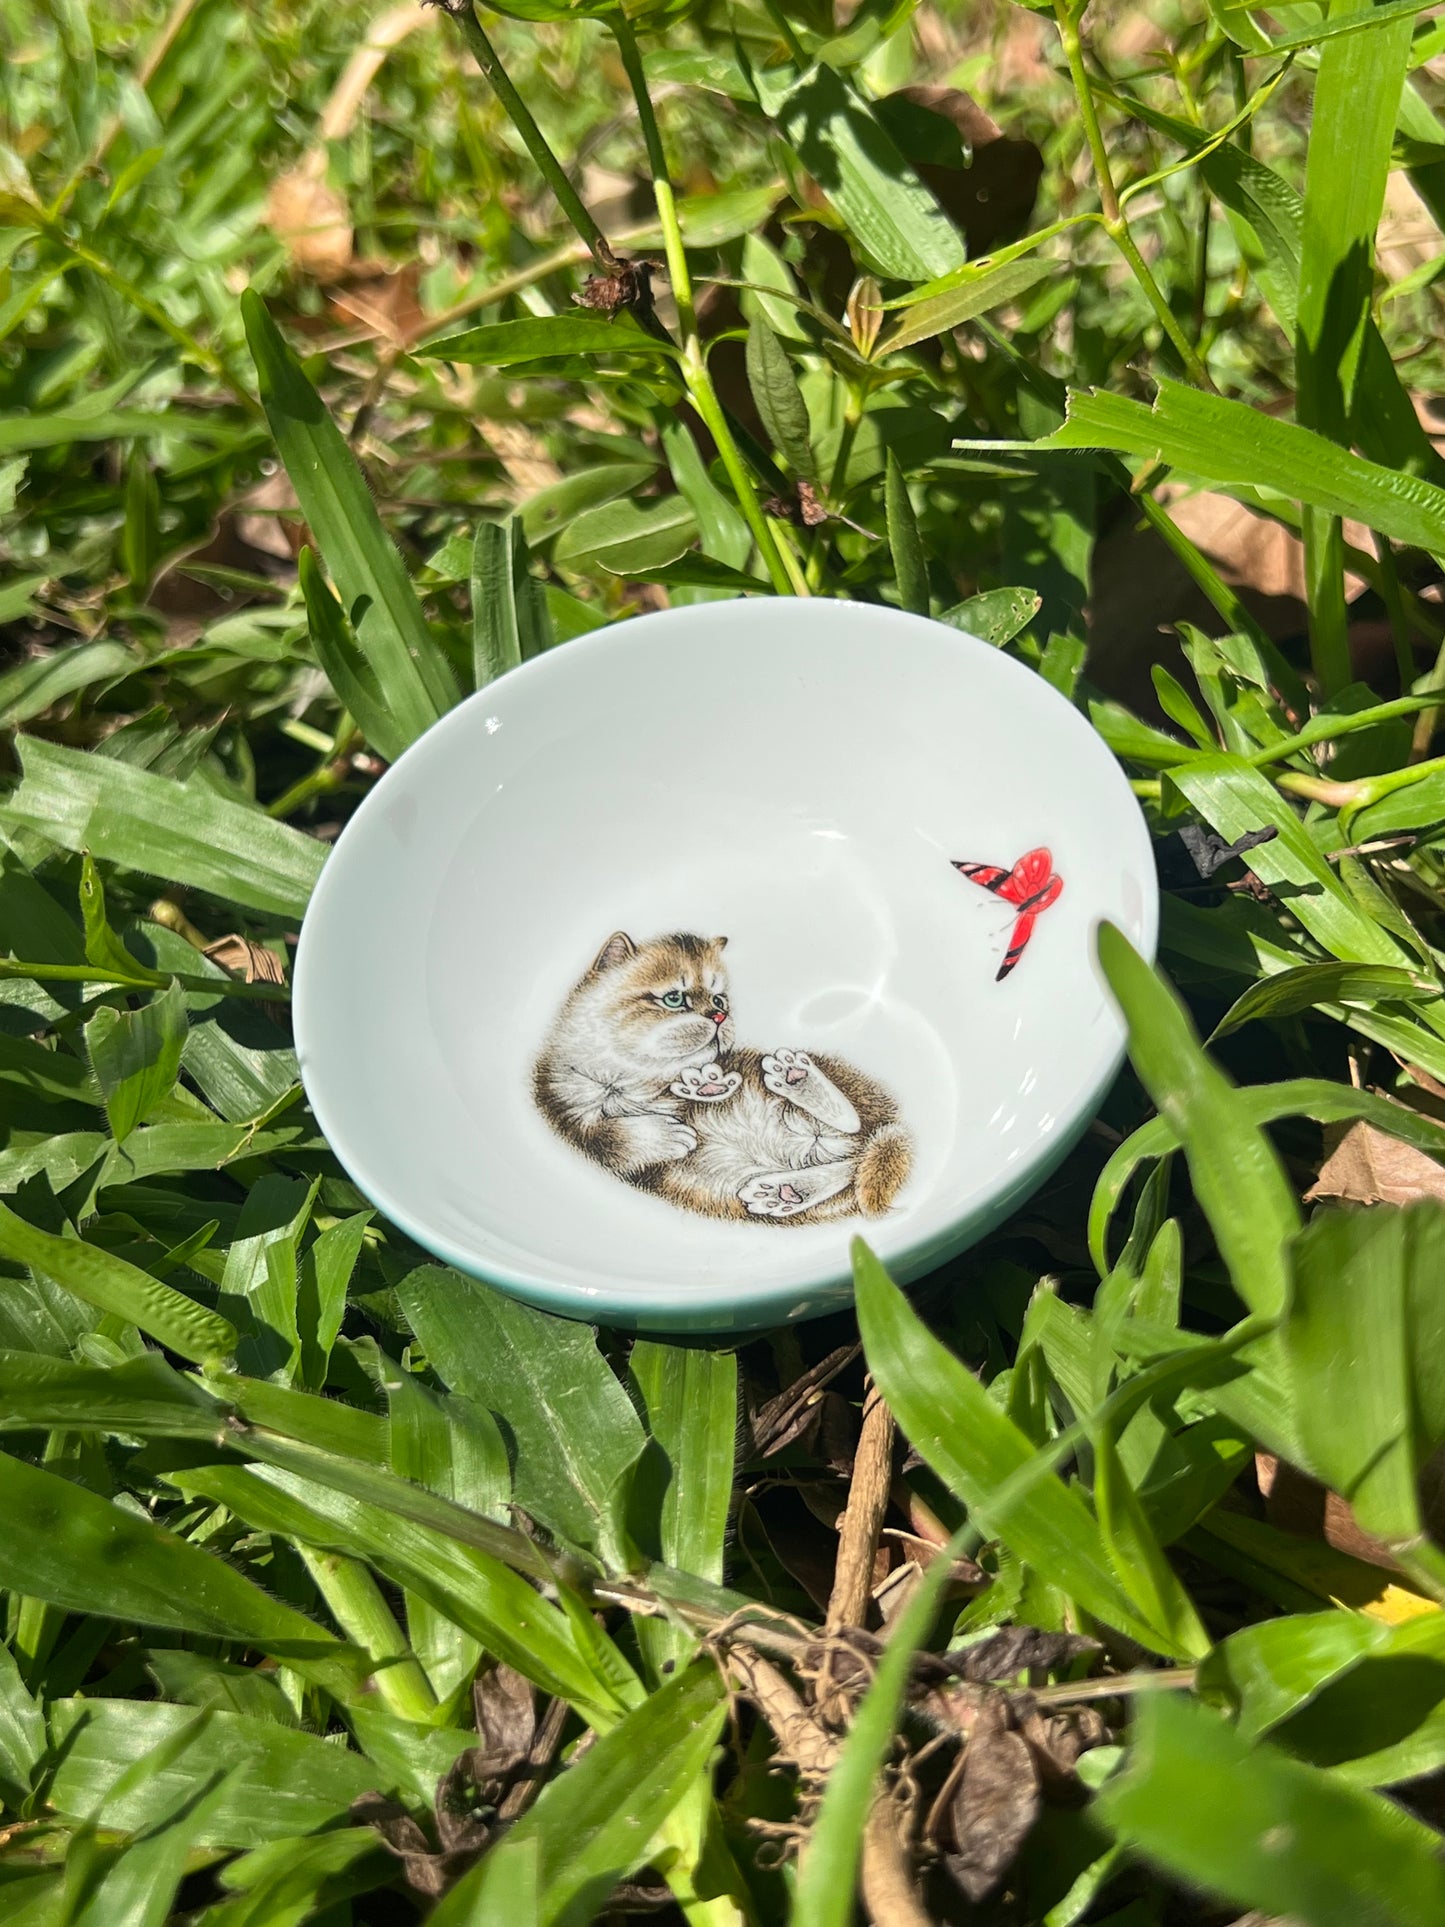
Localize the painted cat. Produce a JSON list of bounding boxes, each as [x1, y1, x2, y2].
[[533, 931, 911, 1224]]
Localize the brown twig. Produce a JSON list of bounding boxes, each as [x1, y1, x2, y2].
[[827, 1380, 896, 1630]]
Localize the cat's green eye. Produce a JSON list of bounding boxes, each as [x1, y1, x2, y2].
[[659, 989, 687, 1009]]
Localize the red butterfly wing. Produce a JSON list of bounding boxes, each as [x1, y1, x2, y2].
[[998, 847, 1054, 903], [951, 860, 1011, 894]]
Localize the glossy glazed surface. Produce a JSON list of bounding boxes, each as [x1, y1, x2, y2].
[[294, 599, 1158, 1330]]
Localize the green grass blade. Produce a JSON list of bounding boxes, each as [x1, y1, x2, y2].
[[5, 737, 325, 919], [852, 1238, 1178, 1652], [242, 289, 456, 748], [297, 546, 405, 764], [1099, 1693, 1445, 1927], [433, 1660, 728, 1927], [1095, 925, 1299, 1317], [628, 1342, 736, 1676], [756, 63, 966, 281], [1020, 381, 1445, 556], [885, 450, 928, 614], [471, 519, 524, 690], [0, 1199, 235, 1361], [0, 1450, 356, 1690], [398, 1267, 645, 1571]]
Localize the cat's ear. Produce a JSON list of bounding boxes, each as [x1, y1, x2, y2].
[[592, 931, 638, 973], [713, 936, 728, 951]]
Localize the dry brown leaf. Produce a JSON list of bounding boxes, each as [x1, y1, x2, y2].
[[1160, 484, 1369, 603], [945, 1699, 1041, 1903], [329, 263, 425, 348], [266, 150, 353, 283], [1256, 1452, 1400, 1572], [203, 935, 287, 987], [1305, 1118, 1445, 1206]]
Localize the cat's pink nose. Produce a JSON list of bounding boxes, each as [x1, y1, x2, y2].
[[711, 1011, 726, 1024]]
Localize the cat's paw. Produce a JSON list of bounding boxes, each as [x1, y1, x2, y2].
[[618, 1114, 697, 1169], [671, 1062, 742, 1103], [739, 1174, 811, 1219], [762, 1050, 862, 1135], [762, 1048, 813, 1092]]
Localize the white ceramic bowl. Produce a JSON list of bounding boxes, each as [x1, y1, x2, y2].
[[294, 598, 1157, 1332]]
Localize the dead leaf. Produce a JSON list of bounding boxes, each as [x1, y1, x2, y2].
[[473, 1663, 535, 1772], [1306, 1118, 1445, 1206], [945, 1698, 1041, 1903], [1016, 1703, 1110, 1801], [748, 1342, 859, 1458], [1161, 484, 1370, 605], [329, 262, 425, 348], [203, 935, 287, 988], [266, 150, 353, 283], [1256, 1452, 1402, 1572], [948, 1626, 1099, 1684]]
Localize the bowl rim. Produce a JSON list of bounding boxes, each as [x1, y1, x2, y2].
[[294, 596, 1160, 1332]]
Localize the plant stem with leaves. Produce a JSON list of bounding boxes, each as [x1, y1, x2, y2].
[[1054, 0, 1213, 390], [610, 15, 801, 596]]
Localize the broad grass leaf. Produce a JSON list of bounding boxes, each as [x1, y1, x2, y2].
[[1098, 1692, 1445, 1927], [628, 1342, 736, 1676], [4, 738, 325, 919], [1296, 0, 1414, 439], [852, 1239, 1179, 1652], [298, 546, 404, 763], [432, 1660, 728, 1927], [756, 62, 967, 282], [745, 318, 815, 481], [0, 1199, 235, 1361], [1092, 1427, 1210, 1659], [66, 1736, 238, 1927], [877, 255, 1051, 356], [792, 1530, 960, 1927], [382, 1356, 508, 1702], [940, 586, 1040, 645], [1208, 961, 1440, 1040], [421, 312, 672, 367], [520, 462, 657, 545], [296, 1212, 370, 1391], [1030, 381, 1445, 557], [1281, 1204, 1445, 1550], [0, 1450, 356, 1688], [242, 290, 457, 748], [79, 853, 167, 988], [398, 1267, 645, 1570], [1089, 1077, 1445, 1273], [0, 1350, 225, 1436], [0, 1639, 44, 1809], [207, 1829, 387, 1924], [553, 496, 698, 577], [1096, 924, 1298, 1318], [164, 1457, 617, 1721], [86, 980, 188, 1142], [885, 450, 927, 614], [0, 640, 134, 729], [1198, 1609, 1391, 1743], [470, 519, 523, 690], [1350, 764, 1445, 837], [46, 1701, 382, 1848]]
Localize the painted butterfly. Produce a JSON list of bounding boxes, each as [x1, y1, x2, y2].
[[951, 846, 1064, 982]]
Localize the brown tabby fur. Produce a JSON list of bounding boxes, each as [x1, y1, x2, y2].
[[533, 931, 912, 1226]]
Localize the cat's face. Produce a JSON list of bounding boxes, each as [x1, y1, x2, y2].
[[574, 931, 733, 1076]]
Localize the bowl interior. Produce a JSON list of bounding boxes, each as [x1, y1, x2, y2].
[[295, 600, 1157, 1328]]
